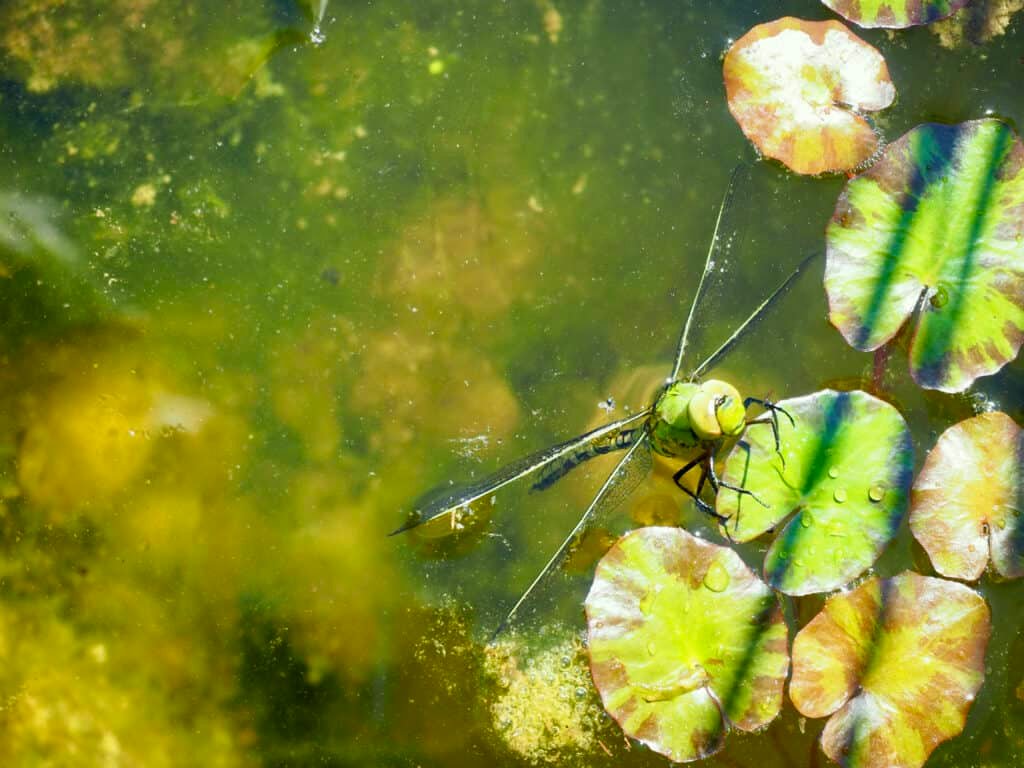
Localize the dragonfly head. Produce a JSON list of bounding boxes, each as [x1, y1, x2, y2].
[[688, 379, 745, 441]]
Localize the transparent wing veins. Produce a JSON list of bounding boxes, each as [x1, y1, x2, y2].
[[391, 410, 650, 536], [688, 249, 821, 380], [669, 163, 748, 382], [491, 434, 653, 640]]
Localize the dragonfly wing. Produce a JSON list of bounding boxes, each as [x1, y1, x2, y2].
[[688, 249, 821, 380], [391, 410, 650, 536], [491, 433, 653, 640], [669, 164, 749, 382]]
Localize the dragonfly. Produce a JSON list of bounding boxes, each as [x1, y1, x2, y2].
[[392, 166, 818, 638]]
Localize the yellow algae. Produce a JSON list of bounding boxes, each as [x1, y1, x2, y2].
[[486, 634, 608, 762], [17, 367, 156, 511], [130, 182, 157, 208], [385, 603, 482, 759], [0, 603, 252, 767], [382, 196, 538, 322], [351, 328, 520, 453], [541, 3, 564, 44], [107, 482, 258, 609], [269, 314, 357, 463], [269, 473, 400, 685], [0, 0, 133, 92], [12, 339, 216, 515], [0, 0, 280, 100]]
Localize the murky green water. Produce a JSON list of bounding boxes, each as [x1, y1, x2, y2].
[[0, 1, 1022, 765]]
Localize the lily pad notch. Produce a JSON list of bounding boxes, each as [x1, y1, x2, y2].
[[910, 411, 1024, 580], [585, 527, 789, 762], [825, 119, 1024, 392]]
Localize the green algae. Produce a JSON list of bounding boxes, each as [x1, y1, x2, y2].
[[0, 1, 1019, 766]]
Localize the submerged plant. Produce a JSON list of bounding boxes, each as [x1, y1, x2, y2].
[[930, 0, 1024, 47], [585, 527, 789, 762], [790, 572, 990, 768], [825, 119, 1024, 392], [716, 389, 913, 595], [723, 17, 895, 175], [910, 411, 1023, 580]]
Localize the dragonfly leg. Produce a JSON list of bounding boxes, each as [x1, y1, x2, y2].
[[744, 396, 793, 465], [672, 453, 707, 489], [745, 416, 783, 468], [745, 396, 794, 427], [673, 453, 731, 529], [706, 442, 769, 509]]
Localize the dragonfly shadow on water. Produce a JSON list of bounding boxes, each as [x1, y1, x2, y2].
[[393, 164, 822, 639]]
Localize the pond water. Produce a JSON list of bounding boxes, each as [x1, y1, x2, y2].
[[0, 0, 1022, 766]]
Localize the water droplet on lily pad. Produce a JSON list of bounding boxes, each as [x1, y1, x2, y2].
[[586, 527, 789, 762], [929, 285, 949, 309], [703, 561, 731, 592], [869, 485, 885, 502], [718, 390, 912, 596]]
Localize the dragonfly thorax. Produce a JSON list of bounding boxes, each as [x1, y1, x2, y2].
[[647, 379, 746, 457]]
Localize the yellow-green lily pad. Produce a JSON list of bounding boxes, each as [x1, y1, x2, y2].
[[822, 0, 971, 29], [825, 119, 1024, 392], [723, 17, 895, 175], [585, 527, 788, 763], [717, 390, 912, 595], [910, 411, 1023, 580], [790, 572, 990, 768]]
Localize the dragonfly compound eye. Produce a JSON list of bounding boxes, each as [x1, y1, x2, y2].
[[687, 389, 722, 441], [715, 394, 746, 436], [689, 379, 744, 440]]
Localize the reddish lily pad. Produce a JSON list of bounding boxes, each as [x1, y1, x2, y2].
[[585, 527, 788, 762], [910, 411, 1024, 580], [790, 572, 990, 768], [822, 0, 971, 29], [826, 119, 1024, 392], [723, 17, 895, 175], [717, 390, 912, 595]]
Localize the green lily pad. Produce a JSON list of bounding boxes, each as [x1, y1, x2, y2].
[[585, 527, 788, 763], [821, 0, 970, 29], [723, 17, 895, 176], [790, 572, 990, 768], [717, 390, 912, 595], [910, 411, 1024, 580], [825, 119, 1024, 392]]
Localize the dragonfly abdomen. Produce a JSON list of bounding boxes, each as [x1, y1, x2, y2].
[[531, 427, 641, 491]]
